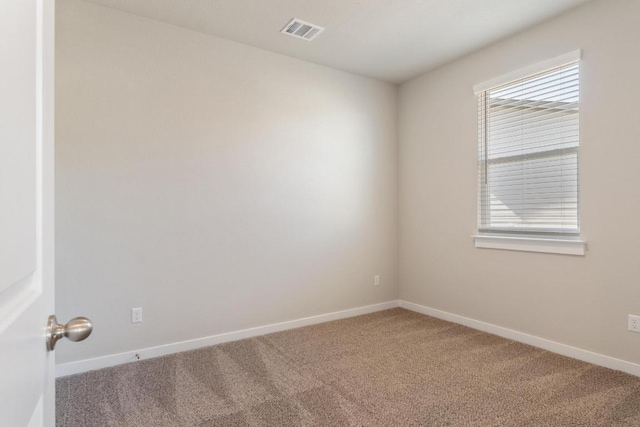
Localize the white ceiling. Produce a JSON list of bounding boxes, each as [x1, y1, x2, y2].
[[81, 0, 591, 84]]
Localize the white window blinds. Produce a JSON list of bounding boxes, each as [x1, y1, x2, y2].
[[477, 60, 580, 236]]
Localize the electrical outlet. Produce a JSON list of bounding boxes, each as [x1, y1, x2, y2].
[[132, 307, 143, 323], [628, 314, 640, 333], [374, 275, 380, 286]]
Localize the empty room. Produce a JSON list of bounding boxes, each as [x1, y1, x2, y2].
[[2, 0, 640, 425]]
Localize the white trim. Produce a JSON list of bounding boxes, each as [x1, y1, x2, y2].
[[399, 300, 640, 378], [55, 300, 400, 377], [27, 396, 43, 427], [473, 49, 582, 94], [56, 298, 640, 379], [473, 234, 586, 255]]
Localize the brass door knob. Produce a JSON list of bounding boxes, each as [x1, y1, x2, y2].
[[46, 315, 93, 351]]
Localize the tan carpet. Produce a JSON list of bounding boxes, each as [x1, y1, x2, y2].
[[56, 308, 640, 426]]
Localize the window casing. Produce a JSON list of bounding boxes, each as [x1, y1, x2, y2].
[[477, 60, 580, 238]]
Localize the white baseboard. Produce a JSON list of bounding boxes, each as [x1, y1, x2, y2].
[[399, 300, 640, 377], [55, 300, 400, 378], [58, 298, 640, 378]]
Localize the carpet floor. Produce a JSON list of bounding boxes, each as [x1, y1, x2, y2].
[[56, 308, 640, 426]]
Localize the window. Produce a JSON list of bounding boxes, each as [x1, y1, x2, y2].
[[473, 51, 585, 255]]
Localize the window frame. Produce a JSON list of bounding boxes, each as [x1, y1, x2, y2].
[[472, 51, 586, 255]]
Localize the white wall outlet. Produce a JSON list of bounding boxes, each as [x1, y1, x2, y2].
[[628, 314, 640, 333], [132, 307, 143, 323], [374, 275, 380, 286]]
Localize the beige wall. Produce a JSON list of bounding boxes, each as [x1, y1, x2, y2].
[[399, 0, 640, 364], [57, 0, 640, 369], [55, 0, 398, 364]]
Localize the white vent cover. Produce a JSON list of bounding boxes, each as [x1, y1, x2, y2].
[[281, 18, 325, 41]]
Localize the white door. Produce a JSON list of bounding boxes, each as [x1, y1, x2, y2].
[[0, 0, 56, 425]]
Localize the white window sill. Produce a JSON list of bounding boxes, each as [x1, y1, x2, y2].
[[473, 234, 586, 256]]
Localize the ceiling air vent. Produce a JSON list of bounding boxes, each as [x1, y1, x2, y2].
[[281, 18, 325, 41]]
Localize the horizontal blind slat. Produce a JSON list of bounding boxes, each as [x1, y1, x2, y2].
[[487, 99, 579, 125], [491, 64, 579, 98]]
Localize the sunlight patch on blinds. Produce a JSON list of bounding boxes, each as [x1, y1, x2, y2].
[[478, 62, 580, 235]]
